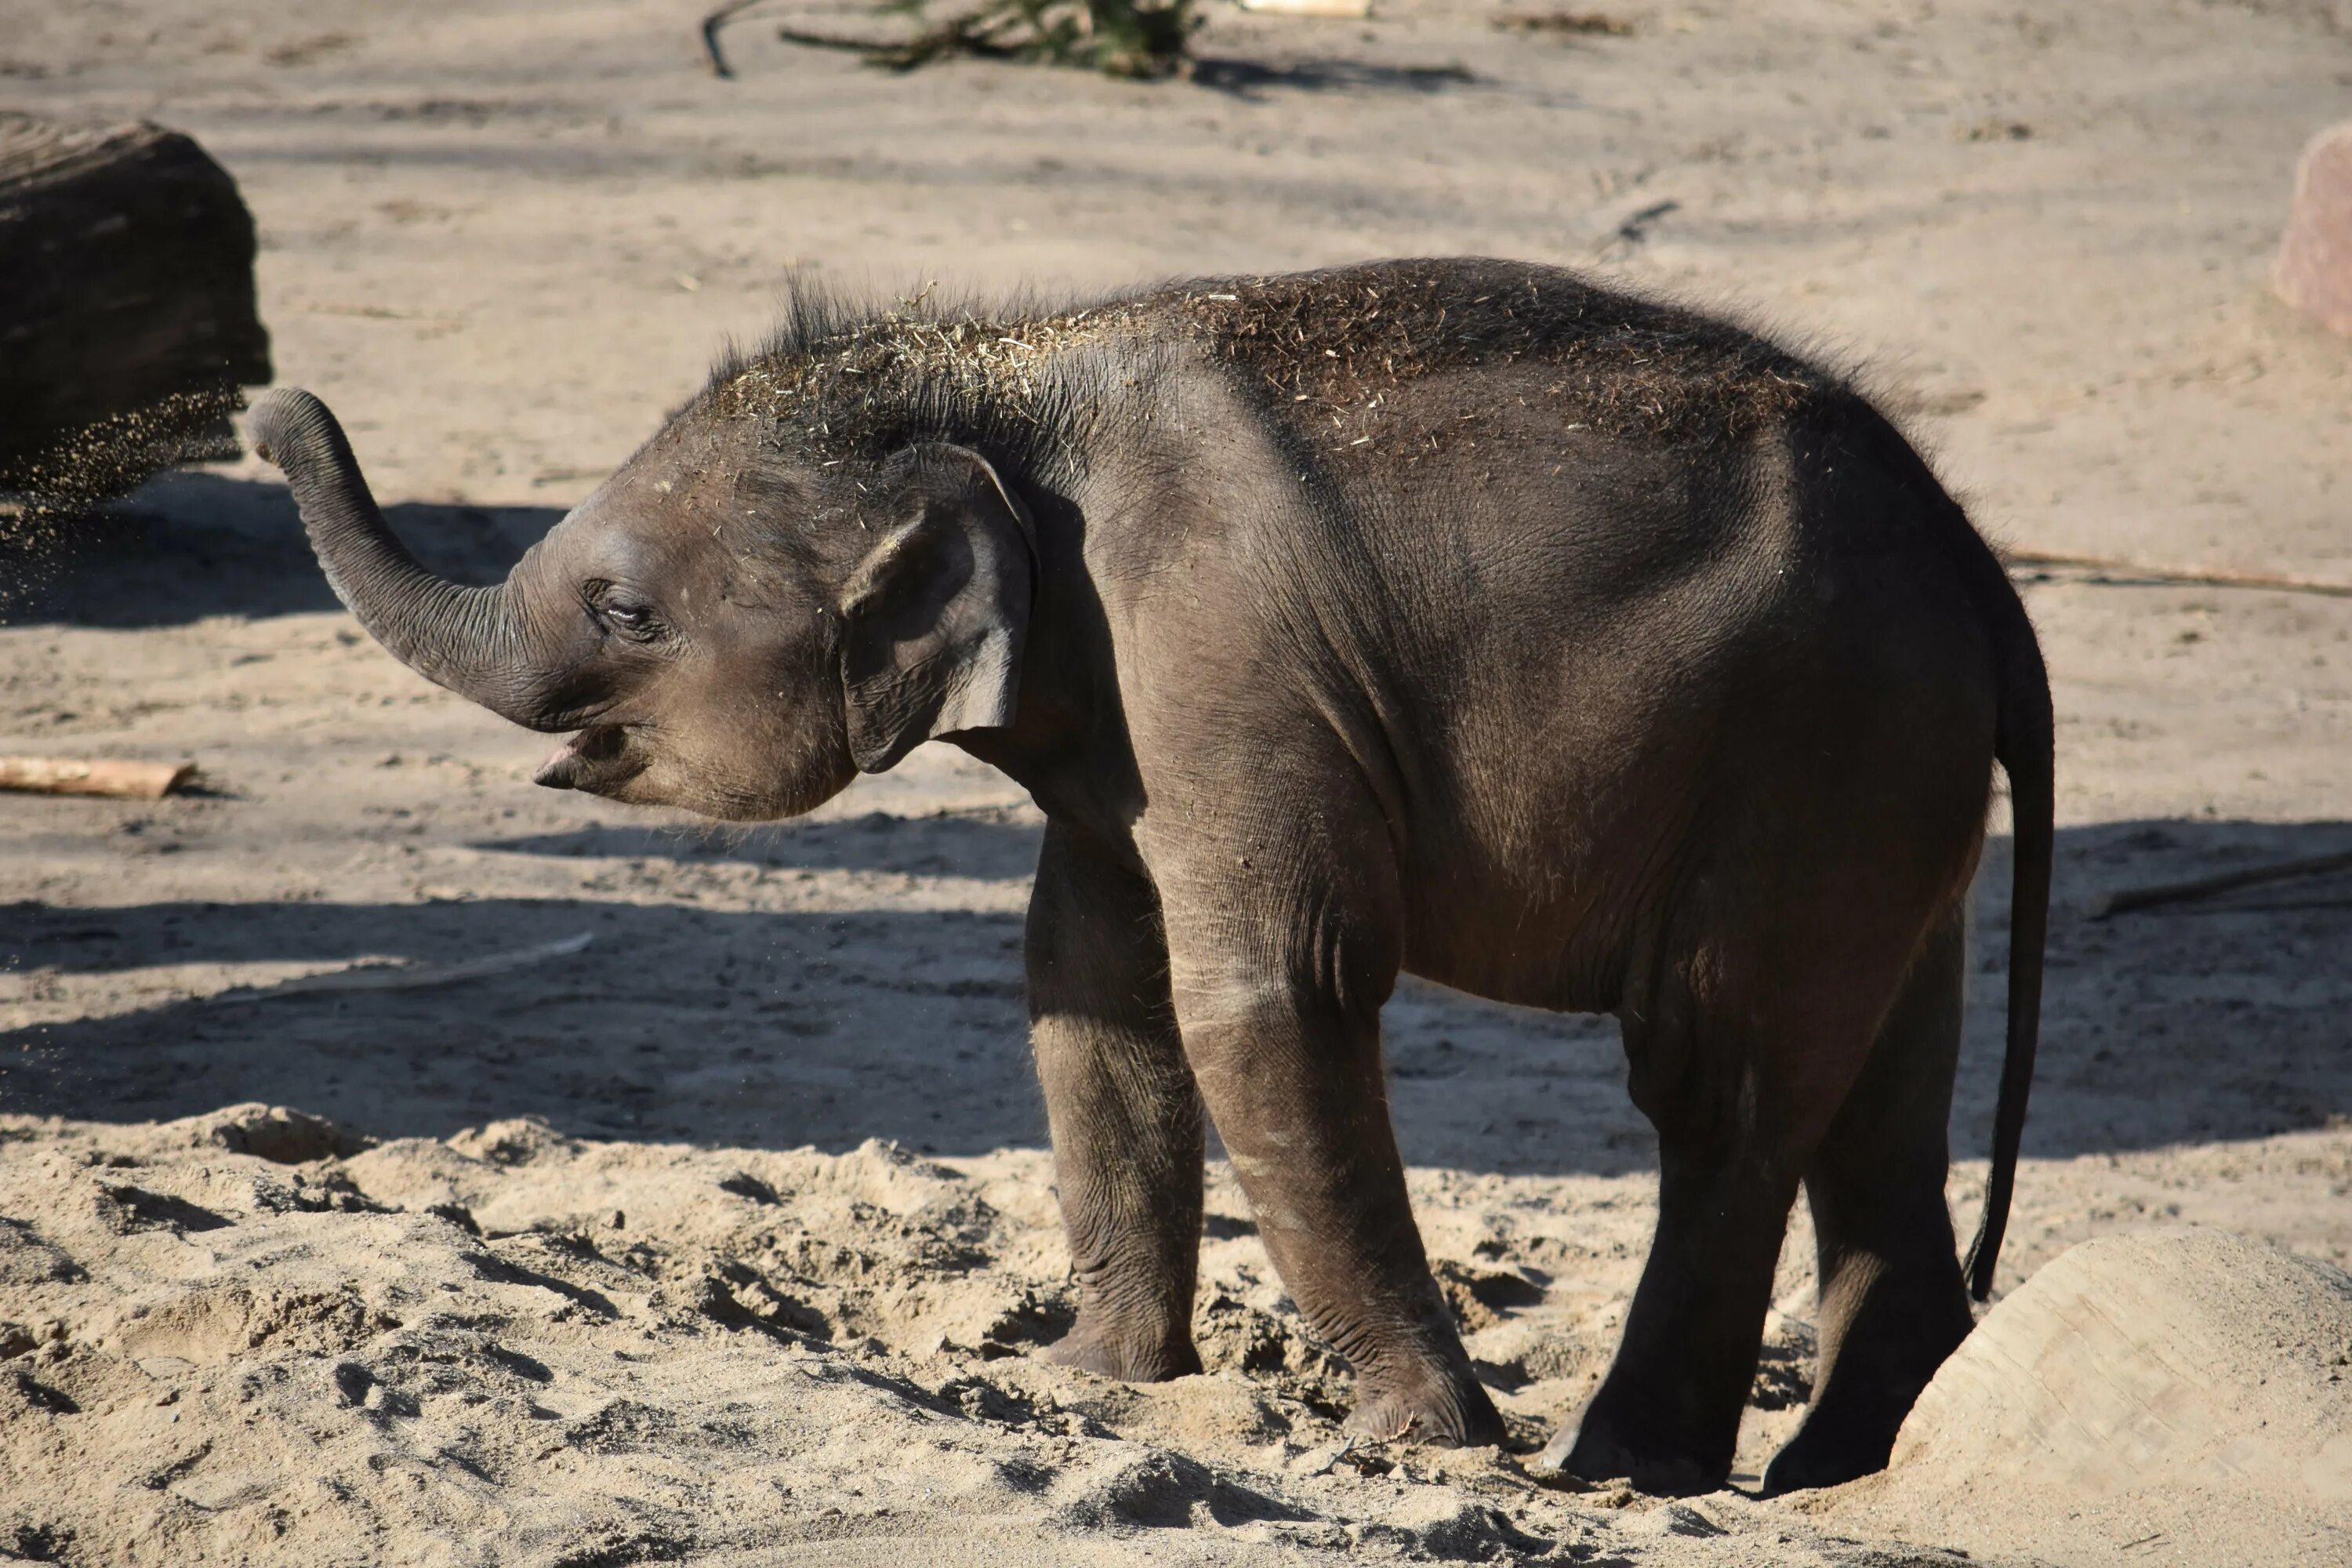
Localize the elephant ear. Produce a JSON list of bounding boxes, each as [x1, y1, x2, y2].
[[837, 444, 1035, 774]]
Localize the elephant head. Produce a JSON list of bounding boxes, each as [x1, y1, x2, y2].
[[247, 388, 1034, 820]]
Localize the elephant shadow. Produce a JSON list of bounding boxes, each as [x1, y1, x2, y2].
[[471, 811, 1046, 881], [2, 815, 2348, 1174], [0, 894, 1047, 1155]]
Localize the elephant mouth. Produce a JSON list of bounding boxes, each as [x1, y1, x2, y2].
[[533, 722, 645, 793]]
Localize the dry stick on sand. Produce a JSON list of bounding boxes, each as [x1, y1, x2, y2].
[[2013, 548, 2352, 919], [205, 933, 597, 1004], [2003, 548, 2352, 600], [1240, 0, 1372, 18], [0, 756, 193, 800], [1490, 10, 1635, 34], [2092, 851, 2352, 920], [700, 0, 772, 77]]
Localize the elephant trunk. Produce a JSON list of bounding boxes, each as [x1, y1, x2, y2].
[[249, 387, 546, 728]]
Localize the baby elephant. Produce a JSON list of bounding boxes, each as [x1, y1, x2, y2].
[[252, 258, 2049, 1496]]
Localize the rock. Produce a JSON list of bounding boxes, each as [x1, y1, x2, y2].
[[2275, 122, 2352, 336]]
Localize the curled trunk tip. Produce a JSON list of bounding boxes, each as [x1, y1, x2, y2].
[[249, 387, 539, 727], [248, 386, 339, 470]]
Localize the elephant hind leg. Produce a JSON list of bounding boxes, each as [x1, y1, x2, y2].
[[1534, 940, 1807, 1493], [1542, 884, 1953, 1495], [1762, 908, 1976, 1496], [1541, 1124, 1800, 1494]]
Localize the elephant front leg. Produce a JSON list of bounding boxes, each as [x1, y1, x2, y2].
[[1028, 823, 1204, 1381], [1167, 938, 1504, 1447]]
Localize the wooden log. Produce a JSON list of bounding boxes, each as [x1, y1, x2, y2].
[[0, 757, 195, 800], [0, 113, 270, 508]]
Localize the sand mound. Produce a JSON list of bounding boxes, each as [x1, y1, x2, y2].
[[9, 1111, 2346, 1564], [1820, 1228, 2352, 1566]]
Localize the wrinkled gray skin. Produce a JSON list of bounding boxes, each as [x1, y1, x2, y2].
[[250, 259, 2052, 1496]]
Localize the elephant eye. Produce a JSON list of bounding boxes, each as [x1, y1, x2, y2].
[[597, 595, 662, 641]]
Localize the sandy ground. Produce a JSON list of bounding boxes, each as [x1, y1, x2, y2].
[[2, 0, 2350, 1562]]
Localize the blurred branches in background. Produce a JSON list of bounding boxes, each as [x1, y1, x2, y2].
[[706, 0, 1198, 80]]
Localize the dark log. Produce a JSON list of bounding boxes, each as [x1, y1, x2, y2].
[[0, 112, 271, 508]]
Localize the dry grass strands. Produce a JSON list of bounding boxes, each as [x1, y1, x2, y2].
[[1172, 264, 1834, 445], [708, 289, 1142, 464], [702, 261, 1842, 468]]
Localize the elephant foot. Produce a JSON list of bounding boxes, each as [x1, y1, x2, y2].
[[1040, 1316, 1200, 1383], [1533, 1391, 1727, 1496], [1760, 1276, 1969, 1496], [1760, 1370, 1936, 1496], [1345, 1364, 1506, 1449], [1759, 1417, 1892, 1497]]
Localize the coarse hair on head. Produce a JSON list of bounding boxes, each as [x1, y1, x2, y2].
[[688, 269, 1144, 470], [700, 269, 1119, 393]]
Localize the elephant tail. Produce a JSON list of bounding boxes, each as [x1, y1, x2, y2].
[[1962, 562, 2053, 1303]]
